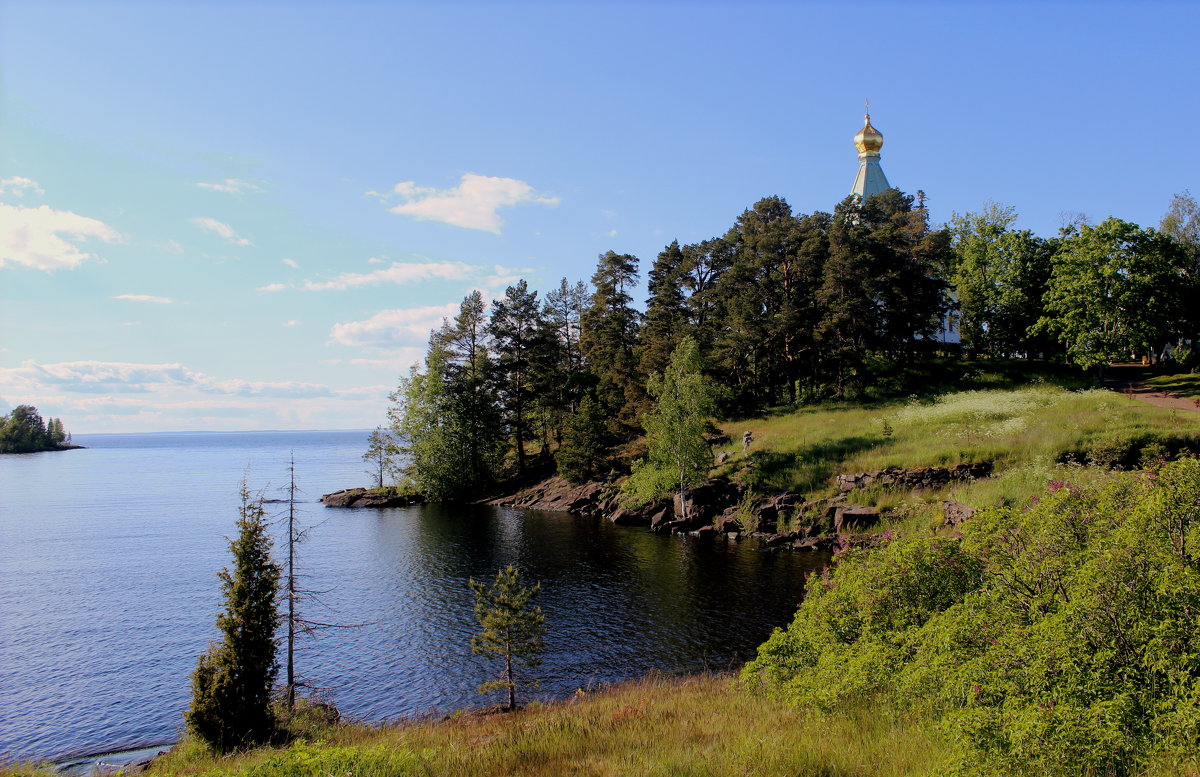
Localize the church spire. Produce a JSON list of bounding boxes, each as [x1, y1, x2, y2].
[[850, 102, 890, 200]]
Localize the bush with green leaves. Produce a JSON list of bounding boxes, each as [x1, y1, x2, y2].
[[744, 457, 1200, 776]]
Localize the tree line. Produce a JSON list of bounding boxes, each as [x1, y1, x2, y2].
[[385, 188, 1200, 501], [0, 405, 70, 453]]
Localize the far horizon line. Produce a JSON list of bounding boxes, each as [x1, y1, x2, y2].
[[71, 427, 376, 436]]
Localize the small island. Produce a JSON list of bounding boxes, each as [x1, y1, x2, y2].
[[0, 405, 81, 454]]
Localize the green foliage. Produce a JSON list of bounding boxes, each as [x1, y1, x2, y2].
[[817, 191, 950, 399], [622, 337, 719, 516], [362, 426, 399, 488], [636, 240, 688, 379], [469, 566, 546, 711], [390, 342, 462, 501], [1040, 217, 1189, 370], [389, 294, 505, 500], [0, 405, 69, 453], [186, 487, 281, 752], [580, 250, 644, 434], [744, 458, 1200, 775], [555, 393, 608, 484], [489, 280, 552, 475], [949, 203, 1054, 358]]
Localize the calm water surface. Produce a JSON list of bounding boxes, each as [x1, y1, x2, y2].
[[0, 431, 823, 763]]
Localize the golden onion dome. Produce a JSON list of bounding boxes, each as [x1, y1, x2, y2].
[[854, 110, 884, 155]]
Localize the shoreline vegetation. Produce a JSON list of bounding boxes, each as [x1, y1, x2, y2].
[[0, 405, 78, 454]]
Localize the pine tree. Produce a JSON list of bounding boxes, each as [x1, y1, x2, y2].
[[489, 280, 547, 476], [580, 251, 642, 434], [468, 566, 545, 712], [443, 291, 504, 491], [637, 240, 688, 378], [186, 485, 280, 751]]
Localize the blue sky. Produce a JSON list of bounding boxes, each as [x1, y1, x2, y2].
[[2, 1, 1197, 432]]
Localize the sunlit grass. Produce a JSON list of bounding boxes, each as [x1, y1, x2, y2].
[[132, 674, 951, 777], [715, 384, 1200, 504]]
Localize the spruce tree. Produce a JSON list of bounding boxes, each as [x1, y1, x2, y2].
[[468, 566, 545, 712], [555, 393, 608, 484], [186, 486, 280, 751]]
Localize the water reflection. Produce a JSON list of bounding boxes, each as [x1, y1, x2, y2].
[[296, 504, 825, 723]]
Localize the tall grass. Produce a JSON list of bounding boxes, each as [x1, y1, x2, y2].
[[134, 674, 951, 777]]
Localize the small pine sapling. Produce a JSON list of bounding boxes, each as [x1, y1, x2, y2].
[[468, 565, 545, 711]]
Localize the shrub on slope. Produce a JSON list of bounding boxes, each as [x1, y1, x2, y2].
[[743, 458, 1200, 776]]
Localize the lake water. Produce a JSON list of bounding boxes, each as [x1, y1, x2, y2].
[[0, 430, 823, 764]]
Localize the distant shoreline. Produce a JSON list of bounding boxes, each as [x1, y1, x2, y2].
[[0, 444, 85, 455]]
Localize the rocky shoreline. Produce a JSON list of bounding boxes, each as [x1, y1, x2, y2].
[[322, 462, 991, 552]]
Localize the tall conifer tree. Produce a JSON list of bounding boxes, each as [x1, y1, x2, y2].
[[580, 251, 643, 434], [186, 486, 280, 751]]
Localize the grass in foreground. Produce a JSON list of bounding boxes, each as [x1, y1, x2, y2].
[[138, 674, 949, 777]]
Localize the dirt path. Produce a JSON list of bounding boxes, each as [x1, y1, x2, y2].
[[1102, 364, 1200, 413]]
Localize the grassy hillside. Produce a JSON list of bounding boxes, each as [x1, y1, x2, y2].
[[714, 381, 1200, 528]]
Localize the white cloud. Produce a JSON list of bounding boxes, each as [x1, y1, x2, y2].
[[349, 352, 426, 373], [0, 360, 196, 394], [0, 359, 340, 400], [115, 294, 174, 304], [367, 256, 385, 264], [329, 303, 458, 348], [281, 258, 299, 269], [0, 204, 118, 271], [383, 173, 559, 233], [195, 178, 262, 195], [604, 229, 618, 237], [191, 217, 251, 245], [301, 260, 475, 291], [0, 360, 388, 432], [200, 378, 334, 398], [282, 319, 300, 327], [259, 259, 525, 293], [0, 176, 45, 197]]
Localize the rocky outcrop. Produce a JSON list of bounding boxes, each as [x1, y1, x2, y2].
[[486, 476, 612, 516], [942, 499, 978, 527], [836, 462, 992, 493], [321, 488, 423, 508], [441, 459, 995, 550], [833, 505, 881, 534]]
